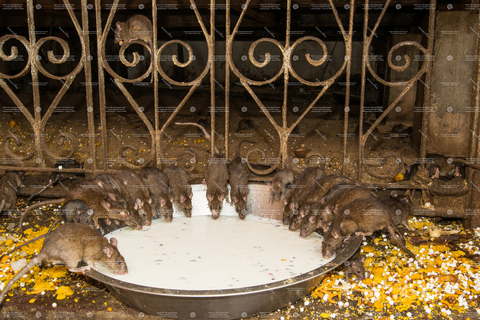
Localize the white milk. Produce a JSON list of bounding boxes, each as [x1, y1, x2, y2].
[[99, 215, 333, 290]]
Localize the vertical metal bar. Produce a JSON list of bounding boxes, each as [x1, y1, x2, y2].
[[95, 0, 112, 170], [419, 0, 436, 163], [153, 0, 160, 166], [358, 0, 370, 180], [81, 0, 95, 172], [468, 10, 480, 212], [342, 0, 354, 176], [281, 0, 292, 168], [210, 0, 216, 156], [27, 0, 43, 166], [225, 0, 230, 157]]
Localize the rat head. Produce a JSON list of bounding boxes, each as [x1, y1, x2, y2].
[[101, 195, 130, 219], [299, 214, 317, 238], [232, 195, 248, 219], [178, 193, 193, 217], [268, 181, 286, 202], [207, 193, 225, 219], [347, 256, 365, 280], [321, 225, 343, 258], [102, 237, 128, 275], [283, 207, 297, 225], [114, 21, 127, 45], [289, 214, 303, 231]]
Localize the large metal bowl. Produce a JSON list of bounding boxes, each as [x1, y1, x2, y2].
[[85, 184, 362, 320]]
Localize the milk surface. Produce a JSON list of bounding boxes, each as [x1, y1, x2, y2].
[[99, 215, 333, 290]]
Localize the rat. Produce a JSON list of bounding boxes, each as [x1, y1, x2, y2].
[[175, 122, 228, 220], [315, 185, 378, 232], [295, 175, 355, 219], [0, 172, 23, 218], [268, 169, 295, 205], [282, 167, 325, 224], [140, 167, 174, 222], [381, 191, 412, 230], [163, 165, 193, 218], [19, 180, 140, 232], [229, 140, 255, 219], [115, 15, 153, 50], [321, 197, 415, 259], [93, 172, 146, 228], [0, 223, 128, 304], [235, 119, 255, 132], [60, 199, 91, 225], [343, 250, 365, 281], [107, 169, 153, 226]]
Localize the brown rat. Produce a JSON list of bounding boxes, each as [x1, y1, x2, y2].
[[19, 180, 139, 232], [163, 165, 193, 218], [176, 121, 228, 220], [381, 191, 412, 230], [115, 15, 153, 49], [0, 172, 23, 218], [268, 169, 295, 205], [105, 169, 153, 226], [282, 167, 325, 224], [321, 197, 415, 259], [343, 250, 365, 281], [93, 172, 146, 228], [315, 185, 377, 231], [140, 167, 174, 222], [0, 223, 128, 304], [294, 175, 355, 220], [61, 199, 92, 225], [229, 140, 255, 219], [236, 119, 255, 132]]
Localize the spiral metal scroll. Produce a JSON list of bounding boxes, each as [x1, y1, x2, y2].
[[245, 148, 277, 176], [3, 132, 36, 161], [41, 132, 78, 160], [178, 149, 198, 173], [363, 155, 403, 180], [0, 35, 31, 79]]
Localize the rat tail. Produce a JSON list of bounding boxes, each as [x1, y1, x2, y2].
[[19, 198, 65, 233]]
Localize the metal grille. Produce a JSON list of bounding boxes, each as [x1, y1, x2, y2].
[[0, 0, 478, 197]]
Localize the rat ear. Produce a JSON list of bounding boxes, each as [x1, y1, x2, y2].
[[309, 215, 315, 223], [87, 209, 94, 216], [207, 194, 213, 201], [159, 198, 166, 207], [148, 198, 152, 205], [136, 198, 143, 207], [232, 196, 238, 203], [218, 194, 225, 202], [243, 195, 248, 202], [189, 192, 193, 199], [115, 21, 122, 30], [101, 199, 111, 210], [103, 246, 113, 258], [390, 191, 398, 198], [109, 237, 118, 248], [284, 199, 289, 206], [107, 193, 117, 201], [180, 194, 186, 202], [170, 196, 175, 203]]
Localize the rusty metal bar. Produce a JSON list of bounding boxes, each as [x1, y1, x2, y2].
[[79, 0, 95, 172], [467, 10, 480, 216], [210, 0, 216, 156], [342, 0, 354, 176], [27, 0, 43, 167], [225, 0, 231, 158], [153, 0, 160, 166], [419, 0, 436, 163], [95, 0, 115, 171]]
